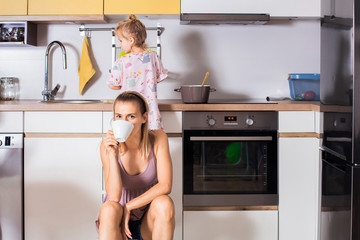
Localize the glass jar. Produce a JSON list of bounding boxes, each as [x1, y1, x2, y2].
[[0, 77, 16, 100]]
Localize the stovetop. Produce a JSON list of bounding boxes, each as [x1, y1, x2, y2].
[[208, 98, 277, 104]]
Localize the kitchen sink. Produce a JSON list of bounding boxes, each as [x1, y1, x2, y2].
[[40, 99, 111, 104]]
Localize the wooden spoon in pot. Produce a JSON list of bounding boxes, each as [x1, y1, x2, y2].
[[201, 72, 210, 87]]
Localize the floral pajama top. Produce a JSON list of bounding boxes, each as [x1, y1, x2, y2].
[[107, 50, 168, 130]]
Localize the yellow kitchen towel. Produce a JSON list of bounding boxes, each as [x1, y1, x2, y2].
[[78, 36, 96, 95]]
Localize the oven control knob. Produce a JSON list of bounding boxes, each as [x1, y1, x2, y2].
[[208, 118, 216, 126], [246, 117, 254, 126], [0, 140, 2, 146]]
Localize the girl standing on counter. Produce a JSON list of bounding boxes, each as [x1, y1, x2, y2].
[[107, 14, 168, 130], [96, 91, 175, 240]]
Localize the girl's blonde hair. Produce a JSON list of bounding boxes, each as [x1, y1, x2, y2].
[[113, 91, 154, 160], [116, 14, 147, 49]]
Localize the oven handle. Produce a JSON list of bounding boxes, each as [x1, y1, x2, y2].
[[190, 136, 273, 141], [326, 137, 352, 142]]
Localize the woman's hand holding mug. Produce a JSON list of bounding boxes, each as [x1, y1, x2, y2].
[[111, 120, 134, 143]]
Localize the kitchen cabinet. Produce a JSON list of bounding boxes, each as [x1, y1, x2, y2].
[[23, 110, 182, 240], [0, 111, 23, 132], [24, 111, 102, 133], [0, 0, 27, 15], [321, 0, 352, 18], [168, 137, 182, 240], [24, 137, 103, 240], [104, 0, 180, 15], [181, 0, 320, 18], [102, 111, 182, 133], [278, 137, 320, 240], [278, 111, 321, 240], [183, 210, 278, 240], [24, 111, 103, 240], [161, 111, 182, 133], [279, 111, 318, 133], [28, 0, 103, 15]]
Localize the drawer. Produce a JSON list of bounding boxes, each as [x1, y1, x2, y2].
[[162, 111, 182, 133], [103, 111, 182, 133], [0, 111, 23, 132], [103, 111, 113, 133], [24, 111, 102, 133], [279, 111, 316, 133], [184, 210, 278, 240]]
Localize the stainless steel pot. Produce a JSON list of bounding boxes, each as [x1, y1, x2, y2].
[[174, 85, 216, 103]]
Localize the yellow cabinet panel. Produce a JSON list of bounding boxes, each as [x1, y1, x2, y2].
[[28, 0, 103, 15], [0, 0, 27, 15], [104, 0, 180, 15]]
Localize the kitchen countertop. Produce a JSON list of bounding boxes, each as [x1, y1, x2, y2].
[[0, 99, 351, 112]]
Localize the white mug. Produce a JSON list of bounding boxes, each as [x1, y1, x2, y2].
[[111, 120, 134, 142]]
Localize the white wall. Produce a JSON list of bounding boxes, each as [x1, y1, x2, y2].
[[0, 17, 320, 100]]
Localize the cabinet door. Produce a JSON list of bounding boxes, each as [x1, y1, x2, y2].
[[184, 210, 278, 240], [24, 137, 103, 240], [168, 137, 182, 240], [104, 0, 180, 15], [278, 137, 320, 240], [181, 0, 320, 17], [0, 0, 27, 15], [28, 0, 103, 15]]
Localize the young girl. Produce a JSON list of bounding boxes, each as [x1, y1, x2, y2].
[[107, 14, 168, 130], [96, 91, 175, 240]]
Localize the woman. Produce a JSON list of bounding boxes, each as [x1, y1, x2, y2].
[[96, 91, 175, 240]]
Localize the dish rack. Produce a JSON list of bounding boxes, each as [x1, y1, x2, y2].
[[79, 23, 164, 68]]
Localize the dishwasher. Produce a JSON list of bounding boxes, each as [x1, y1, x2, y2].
[[0, 133, 23, 240]]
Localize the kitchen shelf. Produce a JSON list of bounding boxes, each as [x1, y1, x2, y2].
[[0, 21, 37, 46]]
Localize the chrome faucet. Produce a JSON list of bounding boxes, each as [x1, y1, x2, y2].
[[42, 41, 67, 101]]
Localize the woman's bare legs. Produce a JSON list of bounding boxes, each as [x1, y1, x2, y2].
[[140, 195, 175, 240], [98, 201, 123, 240]]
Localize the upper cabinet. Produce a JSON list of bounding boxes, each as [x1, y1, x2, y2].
[[0, 0, 27, 15], [181, 0, 320, 18], [28, 0, 103, 15], [104, 0, 180, 15], [321, 0, 353, 18]]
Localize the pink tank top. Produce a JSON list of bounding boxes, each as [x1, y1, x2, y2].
[[103, 147, 158, 221]]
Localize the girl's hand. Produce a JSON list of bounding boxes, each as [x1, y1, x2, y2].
[[122, 204, 132, 239], [103, 130, 119, 155]]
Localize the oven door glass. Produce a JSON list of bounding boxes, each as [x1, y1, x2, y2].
[[320, 150, 351, 240], [183, 130, 277, 195]]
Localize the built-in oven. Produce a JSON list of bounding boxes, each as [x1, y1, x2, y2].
[[183, 111, 278, 208]]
